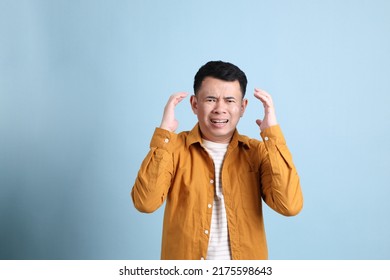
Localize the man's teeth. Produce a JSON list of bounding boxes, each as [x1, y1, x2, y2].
[[211, 120, 228, 123]]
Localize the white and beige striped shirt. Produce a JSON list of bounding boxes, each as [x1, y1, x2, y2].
[[202, 139, 231, 260]]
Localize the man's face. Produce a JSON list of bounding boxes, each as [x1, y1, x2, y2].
[[190, 77, 248, 143]]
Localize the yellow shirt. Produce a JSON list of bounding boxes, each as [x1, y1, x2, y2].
[[131, 124, 303, 260]]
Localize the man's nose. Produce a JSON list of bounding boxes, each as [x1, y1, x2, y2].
[[212, 99, 226, 114]]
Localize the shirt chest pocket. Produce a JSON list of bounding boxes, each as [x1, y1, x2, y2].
[[237, 168, 262, 209]]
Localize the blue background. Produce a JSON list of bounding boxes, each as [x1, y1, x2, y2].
[[1, 0, 389, 260]]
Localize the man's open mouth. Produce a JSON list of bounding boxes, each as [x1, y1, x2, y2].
[[211, 119, 228, 124]]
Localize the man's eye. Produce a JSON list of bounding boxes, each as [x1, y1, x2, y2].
[[206, 99, 215, 102]]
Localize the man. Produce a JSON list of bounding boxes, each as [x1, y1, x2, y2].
[[131, 61, 303, 260]]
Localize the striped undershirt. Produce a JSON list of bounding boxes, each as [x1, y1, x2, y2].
[[202, 139, 232, 260]]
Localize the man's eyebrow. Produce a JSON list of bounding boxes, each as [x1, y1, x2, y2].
[[204, 96, 238, 100]]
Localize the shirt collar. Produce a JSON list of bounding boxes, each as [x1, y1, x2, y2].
[[186, 123, 250, 149]]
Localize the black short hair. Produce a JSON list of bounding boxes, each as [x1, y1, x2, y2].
[[193, 61, 247, 97]]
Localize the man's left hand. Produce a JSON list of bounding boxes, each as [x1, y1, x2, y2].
[[254, 88, 278, 131]]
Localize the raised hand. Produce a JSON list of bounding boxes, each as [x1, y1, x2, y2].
[[159, 92, 189, 132], [254, 88, 278, 131]]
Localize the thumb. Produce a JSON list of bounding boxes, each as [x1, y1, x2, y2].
[[256, 119, 262, 127]]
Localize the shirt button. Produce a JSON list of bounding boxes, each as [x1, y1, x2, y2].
[[204, 230, 209, 235], [164, 138, 169, 143], [210, 179, 214, 184], [208, 204, 212, 209], [264, 136, 269, 141]]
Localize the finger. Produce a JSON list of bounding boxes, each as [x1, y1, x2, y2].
[[174, 92, 189, 101], [168, 92, 189, 106], [174, 92, 189, 98], [254, 88, 271, 99], [254, 88, 270, 94], [254, 89, 273, 108]]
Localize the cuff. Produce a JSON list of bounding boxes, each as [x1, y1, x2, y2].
[[150, 127, 177, 152], [260, 125, 286, 145]]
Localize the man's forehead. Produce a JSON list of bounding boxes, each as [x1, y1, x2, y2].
[[198, 89, 242, 98], [199, 85, 241, 95]]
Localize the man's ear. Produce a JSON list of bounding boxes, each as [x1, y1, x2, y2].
[[240, 98, 248, 117], [190, 95, 198, 115]]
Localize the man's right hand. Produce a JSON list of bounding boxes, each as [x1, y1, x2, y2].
[[159, 92, 189, 132]]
